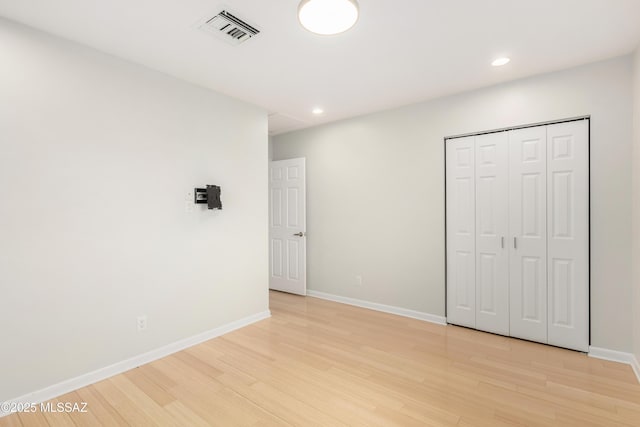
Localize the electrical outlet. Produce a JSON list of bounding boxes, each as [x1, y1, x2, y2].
[[137, 315, 147, 332], [355, 275, 363, 286]]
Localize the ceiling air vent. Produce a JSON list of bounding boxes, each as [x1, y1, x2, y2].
[[198, 11, 259, 45]]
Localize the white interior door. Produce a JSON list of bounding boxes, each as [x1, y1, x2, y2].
[[546, 120, 589, 351], [509, 126, 548, 344], [475, 132, 510, 335], [269, 158, 306, 295], [446, 136, 476, 328]]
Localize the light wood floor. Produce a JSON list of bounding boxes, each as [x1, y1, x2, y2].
[[2, 291, 640, 426]]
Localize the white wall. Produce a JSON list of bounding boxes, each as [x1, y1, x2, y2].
[[0, 18, 268, 401], [633, 48, 640, 364], [273, 56, 634, 352]]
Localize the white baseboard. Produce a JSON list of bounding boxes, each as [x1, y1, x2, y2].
[[306, 290, 447, 325], [588, 346, 640, 383], [0, 310, 271, 418]]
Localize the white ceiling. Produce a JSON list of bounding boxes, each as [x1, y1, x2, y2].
[[2, 0, 640, 135]]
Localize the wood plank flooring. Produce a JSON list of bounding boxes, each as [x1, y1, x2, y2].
[[2, 290, 639, 426]]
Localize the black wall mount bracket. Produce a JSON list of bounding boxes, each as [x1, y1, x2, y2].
[[194, 185, 222, 210]]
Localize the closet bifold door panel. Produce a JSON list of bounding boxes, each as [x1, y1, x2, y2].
[[508, 126, 548, 344], [546, 121, 589, 352], [446, 136, 476, 328], [475, 132, 510, 335]]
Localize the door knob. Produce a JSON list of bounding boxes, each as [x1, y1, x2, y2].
[[293, 232, 305, 237]]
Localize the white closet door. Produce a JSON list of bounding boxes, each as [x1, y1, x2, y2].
[[546, 120, 589, 351], [509, 127, 548, 343], [446, 136, 476, 328], [475, 132, 510, 335]]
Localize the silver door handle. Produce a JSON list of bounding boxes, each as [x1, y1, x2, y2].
[[293, 232, 305, 237], [513, 237, 517, 249], [501, 237, 504, 249]]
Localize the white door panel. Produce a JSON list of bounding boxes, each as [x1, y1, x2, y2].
[[475, 132, 509, 335], [509, 126, 548, 344], [269, 158, 306, 295], [446, 136, 476, 328], [546, 121, 589, 351]]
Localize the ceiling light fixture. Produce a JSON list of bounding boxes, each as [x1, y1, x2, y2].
[[312, 107, 324, 115], [298, 0, 359, 35], [491, 57, 511, 67]]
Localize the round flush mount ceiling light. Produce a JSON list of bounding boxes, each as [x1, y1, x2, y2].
[[298, 0, 359, 35], [491, 57, 511, 67], [312, 107, 324, 115]]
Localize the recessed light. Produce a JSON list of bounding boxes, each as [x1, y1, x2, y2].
[[298, 0, 359, 35], [312, 108, 324, 115], [492, 57, 511, 67]]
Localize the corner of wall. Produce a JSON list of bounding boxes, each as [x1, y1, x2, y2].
[[632, 46, 640, 366]]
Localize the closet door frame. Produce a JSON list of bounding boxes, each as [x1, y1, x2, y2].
[[444, 116, 590, 352]]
